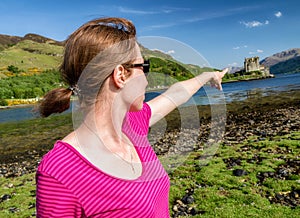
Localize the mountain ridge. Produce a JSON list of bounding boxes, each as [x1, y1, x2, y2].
[[0, 33, 63, 51], [0, 33, 299, 74], [260, 48, 300, 74], [260, 48, 300, 66]]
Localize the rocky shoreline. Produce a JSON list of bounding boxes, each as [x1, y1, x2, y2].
[[0, 90, 299, 217], [0, 90, 299, 177]]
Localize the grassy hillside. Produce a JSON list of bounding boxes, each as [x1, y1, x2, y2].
[[270, 56, 300, 74], [141, 44, 216, 76], [260, 48, 300, 74], [1, 34, 285, 104], [0, 37, 217, 103], [0, 40, 63, 75]]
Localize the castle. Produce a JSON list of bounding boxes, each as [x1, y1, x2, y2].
[[244, 56, 271, 77]]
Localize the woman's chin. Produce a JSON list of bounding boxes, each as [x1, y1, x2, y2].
[[129, 103, 143, 112], [129, 98, 144, 111]]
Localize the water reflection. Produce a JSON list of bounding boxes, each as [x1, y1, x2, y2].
[[1, 73, 300, 123]]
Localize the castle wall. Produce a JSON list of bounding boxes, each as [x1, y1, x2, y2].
[[244, 56, 260, 72], [243, 56, 271, 77]]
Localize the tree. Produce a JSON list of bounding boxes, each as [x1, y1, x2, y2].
[[0, 87, 13, 99], [0, 99, 8, 106], [32, 87, 43, 97], [7, 65, 21, 74], [13, 88, 25, 99]]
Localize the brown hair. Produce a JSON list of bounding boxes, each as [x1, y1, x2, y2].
[[38, 17, 137, 117]]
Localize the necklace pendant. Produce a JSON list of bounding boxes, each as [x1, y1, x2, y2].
[[131, 165, 135, 174]]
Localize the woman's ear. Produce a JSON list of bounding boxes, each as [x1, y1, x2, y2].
[[112, 65, 126, 89]]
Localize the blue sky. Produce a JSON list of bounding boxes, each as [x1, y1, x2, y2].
[[0, 0, 299, 69]]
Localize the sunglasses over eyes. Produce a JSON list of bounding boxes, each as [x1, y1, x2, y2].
[[124, 60, 150, 74]]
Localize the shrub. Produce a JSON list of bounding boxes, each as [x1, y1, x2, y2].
[[0, 99, 8, 106], [7, 65, 21, 74]]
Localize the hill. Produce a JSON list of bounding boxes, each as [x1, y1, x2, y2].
[[140, 44, 215, 75], [270, 56, 300, 74], [0, 34, 22, 51], [22, 33, 63, 46], [0, 33, 63, 50], [0, 33, 216, 103], [139, 43, 174, 60], [260, 48, 300, 74], [0, 33, 212, 78], [0, 33, 64, 78], [0, 40, 63, 76]]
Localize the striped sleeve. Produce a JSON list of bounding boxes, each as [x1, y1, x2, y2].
[[126, 103, 152, 135], [36, 171, 84, 218]]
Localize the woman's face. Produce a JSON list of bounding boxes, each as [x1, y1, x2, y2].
[[123, 56, 149, 112]]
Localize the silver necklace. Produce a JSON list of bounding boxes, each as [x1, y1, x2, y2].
[[113, 143, 136, 174], [82, 121, 137, 174]]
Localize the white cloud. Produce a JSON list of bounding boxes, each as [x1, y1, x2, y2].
[[151, 48, 175, 55], [118, 6, 157, 15], [275, 11, 282, 18], [240, 20, 269, 28], [162, 7, 191, 14], [166, 50, 175, 54], [118, 6, 190, 15], [145, 6, 260, 31], [249, 49, 264, 55], [228, 62, 238, 66], [233, 45, 248, 50], [144, 22, 178, 30]]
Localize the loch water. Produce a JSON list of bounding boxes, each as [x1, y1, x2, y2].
[[0, 73, 299, 123]]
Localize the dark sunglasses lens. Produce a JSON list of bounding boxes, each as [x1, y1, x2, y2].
[[144, 60, 150, 73]]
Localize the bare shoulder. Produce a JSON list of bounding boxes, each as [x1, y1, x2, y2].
[[62, 131, 78, 149]]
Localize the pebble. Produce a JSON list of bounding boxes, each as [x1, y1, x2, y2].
[[182, 195, 194, 204], [1, 194, 12, 201], [233, 169, 248, 177], [7, 183, 14, 188], [8, 207, 19, 213], [172, 189, 199, 217], [0, 96, 299, 216]]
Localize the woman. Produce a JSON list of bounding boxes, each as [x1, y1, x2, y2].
[[36, 17, 227, 217]]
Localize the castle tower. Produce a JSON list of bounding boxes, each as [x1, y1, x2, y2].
[[244, 56, 260, 72]]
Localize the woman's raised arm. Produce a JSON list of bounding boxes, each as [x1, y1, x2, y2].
[[147, 68, 228, 126]]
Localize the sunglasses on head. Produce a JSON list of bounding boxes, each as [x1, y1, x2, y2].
[[124, 59, 150, 74]]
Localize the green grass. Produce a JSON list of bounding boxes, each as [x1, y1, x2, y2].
[[0, 110, 299, 217], [0, 40, 62, 72], [0, 173, 36, 218], [0, 131, 299, 217], [168, 133, 300, 217], [0, 113, 73, 160]]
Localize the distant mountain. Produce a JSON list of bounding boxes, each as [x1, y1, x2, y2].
[[0, 34, 22, 50], [0, 33, 63, 51], [228, 66, 243, 74], [23, 33, 64, 46], [269, 56, 300, 74], [4, 33, 299, 76], [139, 43, 174, 60], [260, 48, 300, 74], [0, 38, 63, 73], [140, 44, 215, 75]]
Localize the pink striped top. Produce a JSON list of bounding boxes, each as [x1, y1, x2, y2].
[[36, 103, 170, 217]]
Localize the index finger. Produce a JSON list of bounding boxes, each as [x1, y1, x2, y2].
[[222, 68, 229, 74], [217, 68, 228, 78]]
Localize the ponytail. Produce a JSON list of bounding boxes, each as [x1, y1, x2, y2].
[[37, 17, 137, 117], [38, 88, 72, 117]]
